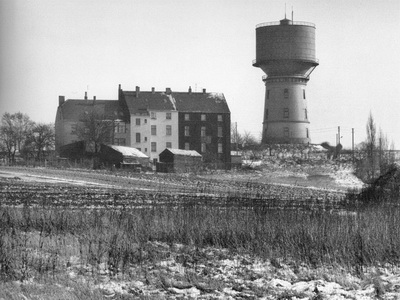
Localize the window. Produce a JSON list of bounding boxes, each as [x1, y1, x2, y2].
[[137, 148, 141, 151], [166, 125, 172, 136], [151, 125, 157, 135], [144, 119, 147, 124], [218, 126, 223, 137], [184, 114, 190, 121], [303, 89, 306, 99], [306, 128, 309, 138], [166, 142, 172, 148], [136, 133, 141, 143], [267, 90, 270, 99], [201, 114, 206, 121], [283, 108, 289, 119], [135, 118, 141, 125], [201, 143, 206, 153], [304, 109, 308, 120], [217, 114, 223, 122], [166, 112, 171, 120], [144, 137, 147, 142], [218, 143, 223, 153], [145, 148, 147, 152], [114, 138, 126, 146], [184, 126, 190, 136], [115, 122, 126, 133], [284, 127, 289, 137], [150, 112, 157, 119], [185, 142, 190, 150], [201, 126, 206, 137], [284, 88, 289, 98], [151, 142, 157, 152]]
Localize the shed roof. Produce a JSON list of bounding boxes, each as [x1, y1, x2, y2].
[[59, 100, 123, 120], [121, 90, 230, 114], [161, 148, 202, 157], [108, 145, 149, 158]]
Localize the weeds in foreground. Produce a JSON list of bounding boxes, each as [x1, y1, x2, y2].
[[0, 197, 399, 282]]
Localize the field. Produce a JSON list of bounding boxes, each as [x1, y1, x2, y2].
[[0, 165, 399, 299]]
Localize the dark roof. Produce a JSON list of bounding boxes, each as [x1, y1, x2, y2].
[[121, 90, 230, 114], [59, 100, 124, 120]]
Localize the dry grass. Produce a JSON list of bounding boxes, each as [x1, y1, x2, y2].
[[1, 197, 399, 284]]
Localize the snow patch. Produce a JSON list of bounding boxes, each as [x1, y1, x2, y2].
[[166, 94, 177, 110]]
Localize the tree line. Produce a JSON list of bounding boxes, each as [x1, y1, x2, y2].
[[0, 112, 55, 164]]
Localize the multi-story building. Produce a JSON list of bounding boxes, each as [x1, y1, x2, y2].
[[56, 85, 231, 166], [118, 85, 231, 165], [55, 92, 130, 153]]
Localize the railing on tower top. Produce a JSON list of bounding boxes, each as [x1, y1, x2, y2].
[[252, 57, 319, 65], [256, 21, 316, 28]]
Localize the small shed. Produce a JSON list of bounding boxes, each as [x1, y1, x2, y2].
[[157, 148, 202, 173], [100, 145, 150, 170]]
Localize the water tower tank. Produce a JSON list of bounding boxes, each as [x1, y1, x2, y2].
[[253, 18, 319, 144]]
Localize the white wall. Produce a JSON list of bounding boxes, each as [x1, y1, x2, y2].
[[130, 110, 179, 162]]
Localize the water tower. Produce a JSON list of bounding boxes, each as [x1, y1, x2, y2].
[[253, 16, 318, 144]]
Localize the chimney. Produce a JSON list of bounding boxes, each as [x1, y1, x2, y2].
[[151, 87, 155, 94], [166, 87, 171, 95], [202, 88, 206, 94], [135, 86, 140, 97], [84, 91, 88, 100], [58, 96, 65, 106], [188, 86, 192, 94], [118, 84, 121, 90]]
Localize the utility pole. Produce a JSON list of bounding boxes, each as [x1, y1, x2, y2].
[[338, 126, 341, 145], [352, 128, 355, 163]]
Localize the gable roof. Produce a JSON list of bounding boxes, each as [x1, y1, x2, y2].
[[108, 145, 149, 158], [121, 90, 230, 114], [161, 148, 202, 157], [59, 99, 123, 120]]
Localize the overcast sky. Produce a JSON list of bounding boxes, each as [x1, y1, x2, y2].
[[1, 0, 399, 148]]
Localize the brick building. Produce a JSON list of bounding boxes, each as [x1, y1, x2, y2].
[[56, 85, 231, 166]]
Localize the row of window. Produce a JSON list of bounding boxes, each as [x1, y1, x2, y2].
[[265, 109, 308, 119], [137, 113, 224, 122], [137, 125, 224, 137], [266, 89, 306, 100], [150, 112, 172, 120], [185, 126, 223, 137], [184, 114, 223, 122]]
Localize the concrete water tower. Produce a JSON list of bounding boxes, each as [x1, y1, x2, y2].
[[253, 16, 318, 144]]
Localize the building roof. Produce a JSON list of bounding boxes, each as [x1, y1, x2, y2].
[[109, 145, 149, 158], [59, 99, 123, 120], [121, 90, 230, 114], [161, 148, 202, 157]]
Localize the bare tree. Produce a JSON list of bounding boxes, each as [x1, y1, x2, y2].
[[26, 123, 55, 160], [0, 112, 33, 163], [230, 122, 243, 151], [365, 112, 377, 180], [75, 110, 114, 154], [242, 131, 258, 148]]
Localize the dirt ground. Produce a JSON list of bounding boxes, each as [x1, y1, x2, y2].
[[3, 164, 394, 300]]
